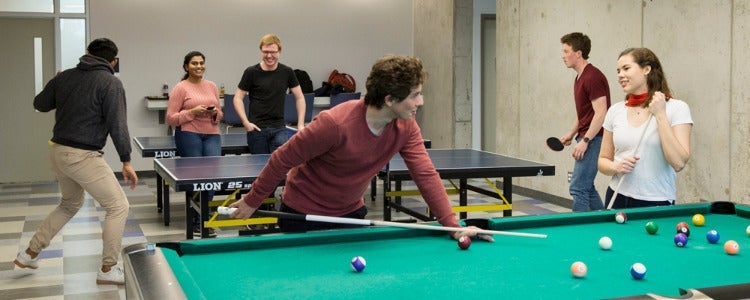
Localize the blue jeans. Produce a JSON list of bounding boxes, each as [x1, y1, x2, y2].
[[570, 136, 603, 211], [174, 127, 221, 157], [246, 127, 288, 154], [174, 127, 221, 225]]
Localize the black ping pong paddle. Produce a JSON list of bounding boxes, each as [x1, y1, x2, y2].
[[546, 137, 564, 151]]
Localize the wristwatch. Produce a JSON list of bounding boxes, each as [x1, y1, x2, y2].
[[582, 137, 590, 143]]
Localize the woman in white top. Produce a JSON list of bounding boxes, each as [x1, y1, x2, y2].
[[598, 48, 693, 208]]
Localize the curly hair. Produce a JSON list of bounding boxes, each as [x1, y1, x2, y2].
[[364, 55, 428, 109]]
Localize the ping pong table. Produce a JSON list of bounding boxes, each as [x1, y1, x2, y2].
[[154, 149, 555, 239], [133, 134, 249, 226], [379, 149, 555, 221]]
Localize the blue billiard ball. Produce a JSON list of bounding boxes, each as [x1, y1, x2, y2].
[[350, 256, 366, 272], [674, 233, 688, 247], [706, 230, 720, 244], [630, 263, 647, 280]]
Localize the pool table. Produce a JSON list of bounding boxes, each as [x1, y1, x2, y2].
[[123, 202, 750, 299]]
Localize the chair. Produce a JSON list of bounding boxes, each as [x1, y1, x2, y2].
[[222, 93, 249, 133], [284, 93, 315, 125], [329, 92, 361, 108]]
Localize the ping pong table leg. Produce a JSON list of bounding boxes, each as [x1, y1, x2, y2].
[[163, 179, 171, 226], [156, 174, 163, 213], [383, 174, 392, 221], [503, 176, 513, 217], [459, 179, 468, 220], [370, 176, 376, 202], [185, 192, 193, 239]]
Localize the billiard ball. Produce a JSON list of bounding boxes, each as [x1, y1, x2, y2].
[[598, 236, 612, 250], [570, 261, 587, 278], [674, 233, 688, 247], [691, 214, 705, 226], [615, 212, 627, 224], [630, 262, 647, 280], [458, 235, 472, 250], [706, 230, 720, 244], [746, 225, 750, 236], [645, 221, 659, 235], [676, 223, 691, 237], [350, 256, 367, 272], [724, 240, 740, 255]]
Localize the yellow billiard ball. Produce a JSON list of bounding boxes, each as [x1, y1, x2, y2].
[[692, 213, 705, 226]]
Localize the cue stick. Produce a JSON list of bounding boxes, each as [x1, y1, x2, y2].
[[606, 113, 653, 210], [219, 207, 547, 239]]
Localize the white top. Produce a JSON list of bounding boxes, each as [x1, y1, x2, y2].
[[603, 99, 693, 201]]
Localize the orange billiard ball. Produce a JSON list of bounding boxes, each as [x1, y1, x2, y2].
[[724, 240, 740, 255]]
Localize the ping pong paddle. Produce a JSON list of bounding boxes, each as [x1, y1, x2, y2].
[[546, 137, 564, 151]]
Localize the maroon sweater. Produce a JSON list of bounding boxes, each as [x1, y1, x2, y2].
[[241, 99, 459, 227]]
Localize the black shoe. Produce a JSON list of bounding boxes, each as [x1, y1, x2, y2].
[[193, 225, 217, 238]]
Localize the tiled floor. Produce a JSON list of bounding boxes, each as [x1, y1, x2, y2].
[[0, 176, 570, 299]]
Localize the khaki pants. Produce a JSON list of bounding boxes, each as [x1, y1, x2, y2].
[[29, 144, 129, 266]]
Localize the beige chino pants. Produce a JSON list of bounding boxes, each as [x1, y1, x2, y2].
[[28, 143, 129, 266]]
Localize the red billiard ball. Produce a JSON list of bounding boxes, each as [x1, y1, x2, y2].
[[458, 236, 472, 250], [615, 212, 627, 224]]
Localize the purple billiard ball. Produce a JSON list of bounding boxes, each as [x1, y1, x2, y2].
[[706, 230, 720, 244], [674, 233, 688, 247]]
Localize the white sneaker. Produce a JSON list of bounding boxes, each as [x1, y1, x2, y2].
[[96, 265, 125, 285], [14, 251, 39, 269]]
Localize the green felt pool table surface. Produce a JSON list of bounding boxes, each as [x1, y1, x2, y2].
[[124, 203, 750, 299]]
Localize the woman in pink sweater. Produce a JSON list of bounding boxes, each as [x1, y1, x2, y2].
[[167, 51, 223, 236], [230, 55, 488, 241]]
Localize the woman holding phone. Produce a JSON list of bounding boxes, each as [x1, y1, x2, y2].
[[167, 50, 223, 236]]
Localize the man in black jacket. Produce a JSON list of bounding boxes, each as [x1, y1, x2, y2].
[[15, 38, 138, 285]]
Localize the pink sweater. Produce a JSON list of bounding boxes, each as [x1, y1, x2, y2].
[[242, 100, 459, 228], [166, 79, 222, 134]]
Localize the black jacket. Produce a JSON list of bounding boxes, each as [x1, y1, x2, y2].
[[34, 54, 132, 162]]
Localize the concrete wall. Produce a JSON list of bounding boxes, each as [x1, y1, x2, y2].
[[495, 0, 749, 204], [88, 0, 414, 172], [414, 0, 455, 147]]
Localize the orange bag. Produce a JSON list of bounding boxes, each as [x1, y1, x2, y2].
[[327, 69, 356, 93]]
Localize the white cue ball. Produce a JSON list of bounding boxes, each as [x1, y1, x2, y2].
[[599, 236, 613, 250]]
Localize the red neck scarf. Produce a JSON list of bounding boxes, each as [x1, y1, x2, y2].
[[626, 93, 649, 107]]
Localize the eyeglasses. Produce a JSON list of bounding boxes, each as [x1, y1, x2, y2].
[[261, 50, 279, 55]]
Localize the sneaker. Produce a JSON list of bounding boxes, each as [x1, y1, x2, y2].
[[193, 225, 217, 238], [14, 250, 39, 269], [96, 265, 124, 285]]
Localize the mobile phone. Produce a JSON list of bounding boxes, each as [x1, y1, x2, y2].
[[207, 106, 215, 110]]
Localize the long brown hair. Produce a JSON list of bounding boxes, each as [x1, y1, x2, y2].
[[619, 48, 672, 101]]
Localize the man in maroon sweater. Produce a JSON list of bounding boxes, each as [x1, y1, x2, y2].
[[230, 55, 488, 241]]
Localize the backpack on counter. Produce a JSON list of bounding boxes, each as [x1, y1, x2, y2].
[[294, 69, 314, 93]]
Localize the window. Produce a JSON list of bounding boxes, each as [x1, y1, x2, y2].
[[0, 0, 88, 72]]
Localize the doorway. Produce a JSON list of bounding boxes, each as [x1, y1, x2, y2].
[[0, 18, 56, 182]]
